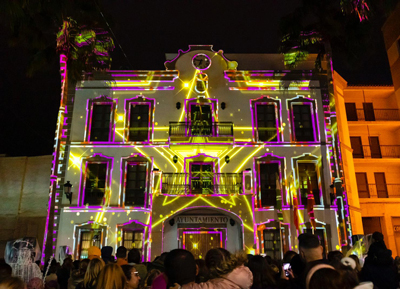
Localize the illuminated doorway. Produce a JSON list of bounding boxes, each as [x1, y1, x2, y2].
[[182, 230, 224, 259]]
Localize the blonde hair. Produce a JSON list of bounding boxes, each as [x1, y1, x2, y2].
[[83, 258, 105, 288], [205, 248, 238, 278], [96, 263, 126, 289], [0, 277, 26, 289]]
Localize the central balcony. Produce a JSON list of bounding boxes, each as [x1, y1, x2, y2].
[[169, 122, 234, 145], [160, 172, 243, 195]]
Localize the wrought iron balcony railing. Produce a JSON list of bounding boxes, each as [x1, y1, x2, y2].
[[161, 172, 242, 195], [352, 145, 400, 159], [169, 122, 234, 137], [351, 109, 400, 121], [358, 184, 400, 198]]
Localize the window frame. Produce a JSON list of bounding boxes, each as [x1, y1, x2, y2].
[[79, 154, 113, 207], [85, 95, 116, 143], [122, 229, 145, 252], [124, 96, 155, 144], [189, 162, 215, 194], [251, 97, 281, 143], [288, 97, 319, 143]]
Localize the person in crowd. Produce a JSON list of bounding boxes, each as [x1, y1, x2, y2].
[[27, 278, 43, 289], [289, 254, 306, 279], [194, 259, 209, 283], [96, 263, 126, 289], [76, 258, 104, 289], [87, 247, 101, 261], [57, 258, 73, 289], [0, 277, 26, 289], [164, 249, 196, 288], [116, 247, 128, 267], [0, 264, 12, 283], [72, 261, 80, 271], [147, 253, 168, 273], [182, 248, 253, 289], [101, 247, 114, 264], [44, 260, 59, 289], [361, 231, 397, 289], [327, 251, 343, 269], [68, 259, 89, 289], [348, 255, 362, 274], [247, 255, 276, 289], [283, 251, 298, 264], [143, 269, 161, 288], [127, 249, 147, 282], [121, 265, 141, 289], [307, 265, 341, 289]]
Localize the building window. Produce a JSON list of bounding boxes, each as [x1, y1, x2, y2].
[[263, 229, 281, 260], [298, 163, 320, 205], [351, 137, 364, 158], [190, 104, 213, 136], [83, 163, 107, 206], [122, 230, 144, 251], [79, 229, 102, 259], [369, 137, 382, 158], [190, 163, 214, 194], [374, 172, 388, 198], [128, 104, 150, 142], [355, 172, 369, 198], [256, 104, 278, 142], [258, 163, 280, 207], [345, 103, 358, 121], [89, 104, 112, 141], [292, 104, 315, 142], [363, 103, 375, 121], [124, 163, 147, 207]]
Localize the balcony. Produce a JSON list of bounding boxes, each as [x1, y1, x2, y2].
[[358, 184, 400, 198], [161, 172, 242, 195], [353, 145, 400, 159], [350, 109, 400, 121], [169, 122, 234, 145]]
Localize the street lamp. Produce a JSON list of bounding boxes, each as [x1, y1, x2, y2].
[[63, 181, 73, 204]]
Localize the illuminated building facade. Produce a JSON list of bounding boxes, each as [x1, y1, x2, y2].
[[45, 45, 351, 261]]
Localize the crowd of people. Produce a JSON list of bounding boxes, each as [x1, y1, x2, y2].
[[0, 232, 399, 289]]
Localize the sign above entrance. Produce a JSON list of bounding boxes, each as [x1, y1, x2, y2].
[[175, 215, 229, 224]]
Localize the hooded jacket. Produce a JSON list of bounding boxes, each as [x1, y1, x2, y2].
[[183, 266, 253, 289]]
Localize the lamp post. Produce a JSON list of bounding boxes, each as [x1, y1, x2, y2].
[[63, 181, 73, 204]]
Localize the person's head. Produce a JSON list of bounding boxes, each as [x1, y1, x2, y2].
[[62, 257, 74, 270], [283, 250, 298, 263], [127, 249, 141, 264], [116, 247, 127, 260], [290, 254, 306, 278], [121, 265, 140, 289], [96, 263, 126, 289], [298, 233, 323, 263], [195, 259, 210, 283], [0, 264, 12, 283], [164, 249, 196, 286], [205, 248, 237, 278], [157, 252, 168, 263], [338, 263, 359, 289], [328, 251, 343, 269], [73, 260, 80, 270], [372, 231, 384, 243], [84, 258, 105, 287], [247, 255, 275, 289], [27, 278, 43, 289], [307, 265, 341, 289], [79, 259, 90, 273], [143, 269, 161, 287], [101, 246, 114, 264], [88, 246, 101, 260], [0, 277, 26, 289], [348, 255, 362, 272]]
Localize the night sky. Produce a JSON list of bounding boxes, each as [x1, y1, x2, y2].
[[0, 0, 393, 157]]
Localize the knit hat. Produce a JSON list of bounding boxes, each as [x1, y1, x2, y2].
[[88, 246, 101, 259], [341, 257, 356, 269]]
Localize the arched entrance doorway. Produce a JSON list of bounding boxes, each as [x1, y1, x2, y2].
[[162, 207, 244, 259]]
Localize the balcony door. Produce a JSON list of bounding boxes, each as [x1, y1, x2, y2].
[[375, 173, 388, 198], [190, 163, 213, 194], [345, 103, 358, 121], [350, 137, 364, 158], [190, 104, 213, 136], [363, 103, 375, 121], [369, 137, 382, 158]]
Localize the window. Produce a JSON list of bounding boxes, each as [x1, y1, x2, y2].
[[195, 73, 208, 94], [363, 103, 375, 121], [190, 104, 213, 136], [259, 163, 280, 207], [190, 163, 213, 194], [84, 163, 107, 206], [79, 230, 102, 259], [256, 104, 278, 142], [356, 172, 369, 198], [125, 163, 147, 207], [375, 172, 388, 198], [351, 137, 364, 158], [298, 163, 320, 205], [369, 137, 381, 158], [292, 104, 315, 142], [345, 103, 358, 121], [90, 104, 112, 141], [129, 104, 150, 142], [122, 230, 143, 251], [263, 229, 281, 260]]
